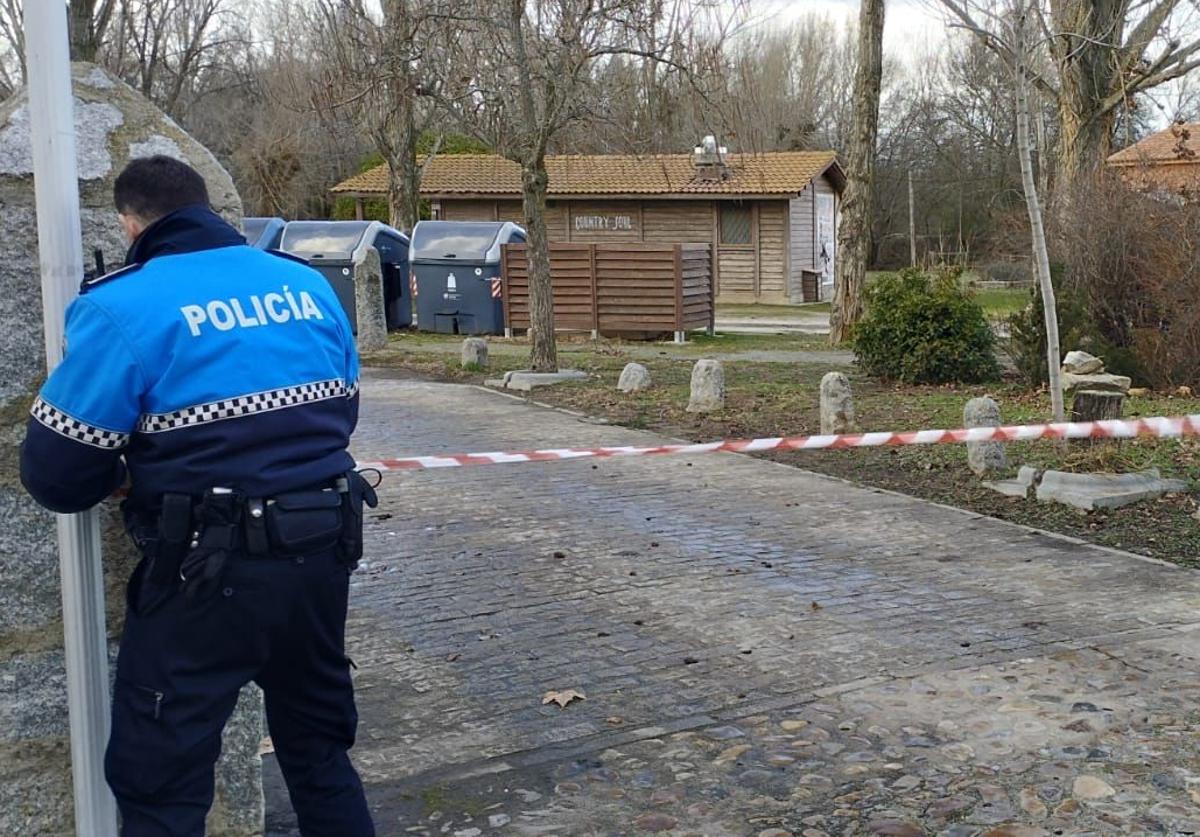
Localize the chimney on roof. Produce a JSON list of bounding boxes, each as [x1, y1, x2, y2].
[[693, 135, 729, 182]]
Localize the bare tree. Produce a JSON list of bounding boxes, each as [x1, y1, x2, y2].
[[0, 0, 117, 87], [830, 0, 885, 344], [108, 0, 230, 117], [1011, 0, 1063, 419], [441, 0, 724, 372], [941, 0, 1200, 191], [69, 0, 117, 61], [305, 0, 458, 231]]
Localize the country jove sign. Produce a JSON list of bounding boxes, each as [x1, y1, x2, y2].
[[573, 214, 634, 232]]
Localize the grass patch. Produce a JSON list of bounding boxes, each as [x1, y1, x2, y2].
[[973, 287, 1030, 320], [717, 302, 831, 318], [378, 328, 838, 358]]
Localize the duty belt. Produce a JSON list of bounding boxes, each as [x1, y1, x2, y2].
[[144, 472, 378, 588]]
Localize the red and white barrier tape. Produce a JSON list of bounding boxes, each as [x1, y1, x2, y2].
[[359, 414, 1200, 472]]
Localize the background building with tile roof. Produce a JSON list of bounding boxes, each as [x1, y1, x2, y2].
[[333, 149, 845, 304], [1107, 123, 1200, 197]]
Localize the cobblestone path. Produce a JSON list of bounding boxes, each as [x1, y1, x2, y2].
[[265, 373, 1200, 836]]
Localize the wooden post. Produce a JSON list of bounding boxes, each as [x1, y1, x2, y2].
[[674, 244, 685, 343], [589, 244, 599, 340], [708, 243, 715, 336], [908, 170, 917, 267], [354, 197, 365, 221], [501, 244, 513, 338]]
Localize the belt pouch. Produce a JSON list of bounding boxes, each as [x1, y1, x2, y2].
[[266, 490, 344, 553]]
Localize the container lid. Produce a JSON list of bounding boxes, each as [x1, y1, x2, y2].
[[281, 221, 373, 259], [411, 221, 525, 262], [242, 217, 285, 248]]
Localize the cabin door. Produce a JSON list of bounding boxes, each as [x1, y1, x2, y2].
[[816, 192, 837, 301]]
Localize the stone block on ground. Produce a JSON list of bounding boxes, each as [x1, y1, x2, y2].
[[617, 363, 651, 393], [1036, 468, 1187, 511], [498, 370, 588, 392], [819, 371, 855, 435], [964, 397, 1007, 477], [353, 247, 387, 352], [461, 337, 489, 369], [1061, 372, 1131, 395], [1062, 350, 1104, 375], [686, 359, 725, 413], [983, 465, 1043, 499]]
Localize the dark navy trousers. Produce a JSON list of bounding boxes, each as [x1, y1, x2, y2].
[[105, 546, 375, 836]]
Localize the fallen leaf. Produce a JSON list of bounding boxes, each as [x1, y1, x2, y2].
[[542, 688, 586, 709], [811, 601, 822, 611], [258, 736, 274, 756], [606, 716, 624, 726], [445, 653, 461, 662]]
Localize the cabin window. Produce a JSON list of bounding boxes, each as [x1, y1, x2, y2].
[[720, 204, 752, 245]]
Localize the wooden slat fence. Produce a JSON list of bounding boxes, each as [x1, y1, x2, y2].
[[501, 243, 713, 336]]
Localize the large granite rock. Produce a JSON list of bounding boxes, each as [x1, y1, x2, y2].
[[1060, 372, 1131, 395], [1061, 350, 1104, 375], [819, 372, 855, 435], [0, 64, 262, 836], [686, 359, 725, 413], [354, 247, 387, 352], [963, 397, 1007, 477]]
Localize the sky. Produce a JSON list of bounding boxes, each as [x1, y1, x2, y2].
[[745, 0, 951, 60]]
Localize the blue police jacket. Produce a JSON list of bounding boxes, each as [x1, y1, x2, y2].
[[20, 205, 360, 514]]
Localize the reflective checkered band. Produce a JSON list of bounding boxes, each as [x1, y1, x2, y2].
[[137, 379, 353, 434], [31, 398, 130, 450]]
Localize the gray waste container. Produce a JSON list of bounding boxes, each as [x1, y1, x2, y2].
[[411, 221, 526, 335], [280, 220, 412, 332], [243, 217, 286, 249]]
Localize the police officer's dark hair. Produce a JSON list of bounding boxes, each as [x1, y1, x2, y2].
[[114, 155, 211, 222]]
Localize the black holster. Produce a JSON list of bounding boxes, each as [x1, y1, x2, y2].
[[146, 493, 195, 585], [335, 470, 378, 570], [179, 490, 242, 599]]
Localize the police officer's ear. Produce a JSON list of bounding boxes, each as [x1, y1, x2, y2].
[[118, 212, 146, 246]]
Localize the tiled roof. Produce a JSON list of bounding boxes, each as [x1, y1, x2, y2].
[[1107, 123, 1200, 166], [332, 151, 843, 197]]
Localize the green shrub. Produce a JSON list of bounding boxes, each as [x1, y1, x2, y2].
[[1005, 268, 1143, 386], [854, 268, 1000, 384]]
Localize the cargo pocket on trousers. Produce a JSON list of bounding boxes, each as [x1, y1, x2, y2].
[[107, 680, 172, 799]]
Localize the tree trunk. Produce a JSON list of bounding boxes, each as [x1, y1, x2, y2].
[[1050, 0, 1123, 195], [385, 157, 406, 230], [521, 159, 557, 373], [1014, 0, 1065, 422], [385, 141, 421, 232], [830, 0, 885, 344], [397, 102, 422, 232], [1056, 97, 1116, 197], [1070, 390, 1124, 422], [68, 0, 99, 62]]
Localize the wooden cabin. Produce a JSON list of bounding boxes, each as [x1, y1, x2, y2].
[[332, 144, 845, 304]]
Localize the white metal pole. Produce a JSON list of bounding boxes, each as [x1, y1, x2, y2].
[[24, 5, 119, 835]]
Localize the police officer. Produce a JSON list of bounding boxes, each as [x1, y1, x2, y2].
[[20, 155, 376, 836]]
